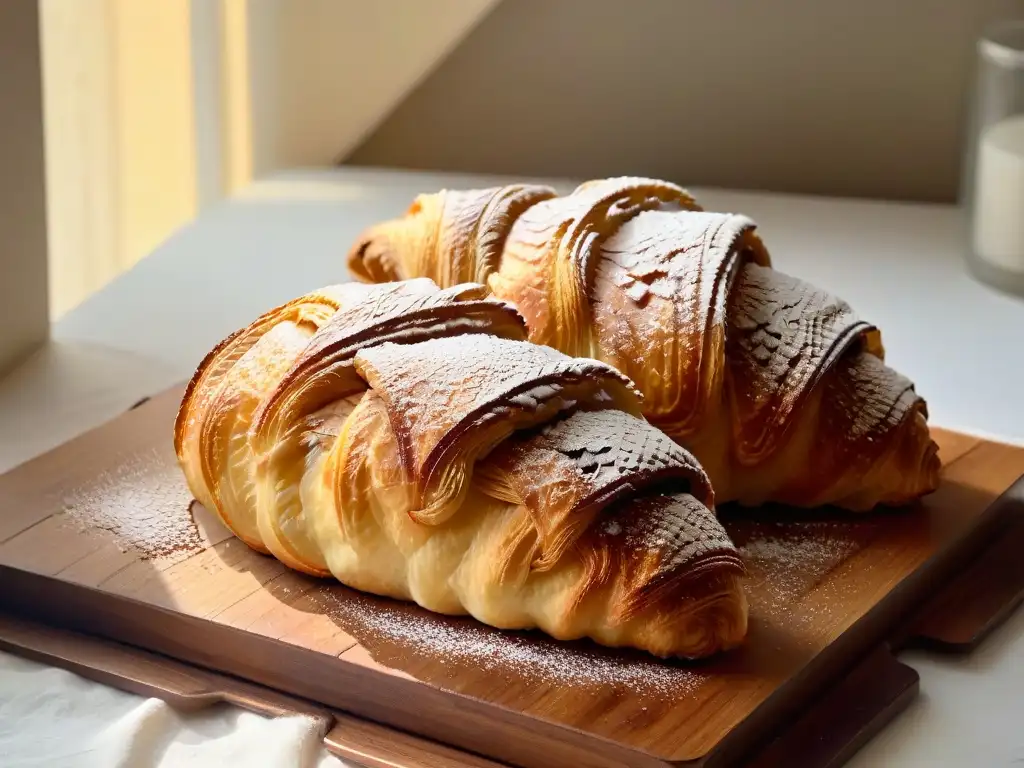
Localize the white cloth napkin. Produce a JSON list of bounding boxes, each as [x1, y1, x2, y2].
[[0, 651, 351, 768]]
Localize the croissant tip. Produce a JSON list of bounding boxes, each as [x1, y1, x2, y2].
[[633, 572, 750, 660], [346, 224, 401, 283]]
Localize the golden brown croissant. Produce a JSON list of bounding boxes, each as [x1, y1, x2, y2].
[[348, 178, 941, 511], [174, 278, 747, 659]]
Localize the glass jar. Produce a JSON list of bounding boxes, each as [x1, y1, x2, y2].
[[962, 19, 1024, 297]]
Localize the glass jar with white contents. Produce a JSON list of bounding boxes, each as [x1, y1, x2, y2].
[[962, 19, 1024, 297]]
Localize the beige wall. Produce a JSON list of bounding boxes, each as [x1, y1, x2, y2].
[[39, 0, 199, 319], [0, 0, 49, 373], [239, 0, 500, 182], [349, 0, 1022, 202], [35, 0, 500, 319]]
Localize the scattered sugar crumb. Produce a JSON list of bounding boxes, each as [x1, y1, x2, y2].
[[62, 448, 203, 559], [321, 590, 706, 699], [602, 520, 622, 536], [736, 520, 867, 625]]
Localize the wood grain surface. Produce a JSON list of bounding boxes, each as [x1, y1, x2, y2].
[[0, 386, 1022, 768]]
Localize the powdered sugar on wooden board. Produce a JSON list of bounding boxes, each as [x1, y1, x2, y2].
[[308, 516, 879, 699], [730, 518, 879, 627], [61, 448, 204, 559], [320, 589, 708, 699], [52, 442, 882, 699]]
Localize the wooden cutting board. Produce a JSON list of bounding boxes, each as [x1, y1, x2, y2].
[[0, 386, 1022, 768]]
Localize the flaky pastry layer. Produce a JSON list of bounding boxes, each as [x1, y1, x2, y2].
[[349, 177, 941, 511], [175, 279, 748, 659]]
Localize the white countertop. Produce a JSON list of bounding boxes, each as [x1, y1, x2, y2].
[[2, 166, 1023, 767]]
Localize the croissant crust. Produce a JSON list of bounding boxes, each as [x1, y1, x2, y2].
[[349, 177, 941, 511], [176, 278, 748, 659]]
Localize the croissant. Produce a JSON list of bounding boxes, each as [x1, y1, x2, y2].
[[174, 278, 748, 659], [348, 178, 941, 512]]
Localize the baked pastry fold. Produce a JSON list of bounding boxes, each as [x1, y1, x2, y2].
[[175, 278, 748, 659], [349, 177, 941, 511]]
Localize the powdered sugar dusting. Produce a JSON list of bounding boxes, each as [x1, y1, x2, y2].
[[733, 519, 872, 626], [320, 589, 707, 699], [726, 263, 869, 453], [603, 520, 623, 536], [62, 448, 203, 559]]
